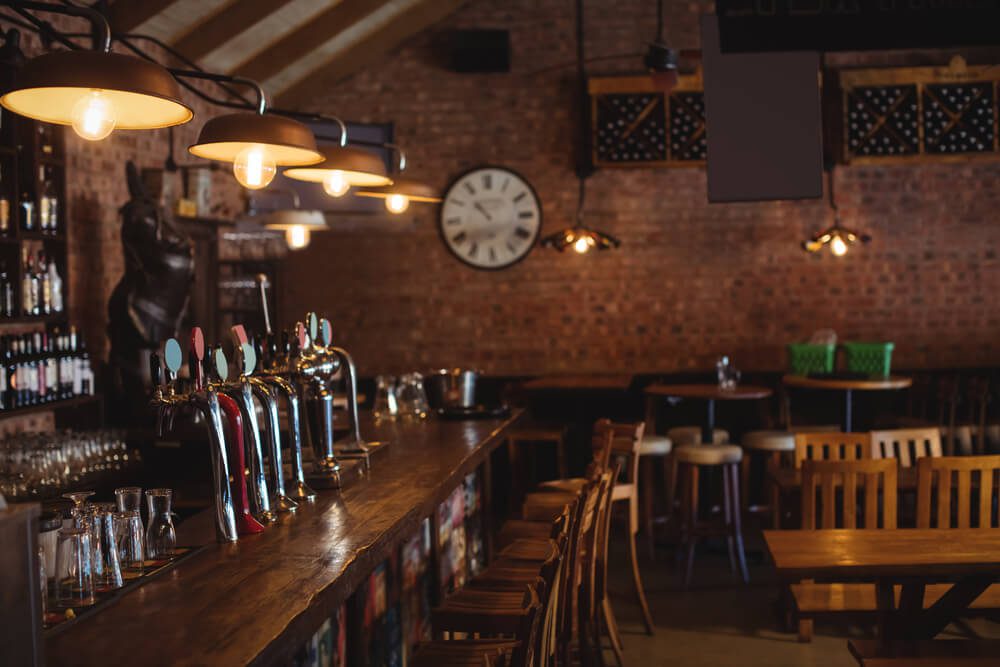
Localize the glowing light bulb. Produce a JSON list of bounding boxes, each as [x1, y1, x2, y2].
[[830, 234, 848, 257], [322, 170, 350, 197], [385, 194, 410, 214], [233, 145, 276, 190], [70, 91, 116, 141], [573, 235, 594, 254], [285, 225, 311, 250]]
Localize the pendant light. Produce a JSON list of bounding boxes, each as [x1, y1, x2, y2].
[[541, 176, 620, 254], [0, 4, 191, 140], [188, 77, 322, 190], [802, 168, 871, 257], [261, 209, 328, 251], [542, 0, 621, 255], [354, 178, 441, 214], [644, 0, 679, 94], [283, 145, 392, 198]]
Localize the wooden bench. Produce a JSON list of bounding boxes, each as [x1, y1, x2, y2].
[[793, 582, 1000, 616], [848, 639, 1000, 666]]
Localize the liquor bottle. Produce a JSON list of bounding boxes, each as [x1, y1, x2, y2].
[[48, 260, 62, 313], [38, 123, 54, 156], [6, 336, 17, 409], [0, 162, 11, 236], [0, 262, 12, 317], [39, 166, 57, 234], [0, 338, 7, 411], [21, 249, 32, 316], [38, 251, 51, 315], [19, 184, 35, 232], [70, 327, 81, 397], [29, 253, 40, 317], [34, 331, 46, 403]]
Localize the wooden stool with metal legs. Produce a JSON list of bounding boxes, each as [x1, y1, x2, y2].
[[637, 432, 673, 559], [674, 443, 748, 587]]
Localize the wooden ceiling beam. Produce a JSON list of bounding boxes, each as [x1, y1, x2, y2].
[[171, 0, 295, 61], [106, 0, 183, 34], [232, 0, 393, 84], [275, 0, 465, 107]]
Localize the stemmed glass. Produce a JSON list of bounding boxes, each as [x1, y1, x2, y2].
[[62, 490, 95, 522]]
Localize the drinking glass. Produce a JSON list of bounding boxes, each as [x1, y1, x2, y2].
[[372, 375, 398, 421], [115, 486, 142, 514], [54, 526, 95, 607], [145, 488, 177, 559], [62, 490, 94, 520], [88, 503, 123, 590], [115, 510, 145, 576]]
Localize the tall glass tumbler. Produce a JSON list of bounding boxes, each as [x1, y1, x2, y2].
[[89, 503, 123, 590], [114, 486, 142, 513], [54, 526, 95, 607], [145, 488, 177, 559], [115, 510, 145, 577]]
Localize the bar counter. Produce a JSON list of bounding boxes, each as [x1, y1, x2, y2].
[[45, 411, 521, 667]]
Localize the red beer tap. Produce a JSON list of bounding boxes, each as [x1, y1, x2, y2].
[[190, 328, 264, 536]]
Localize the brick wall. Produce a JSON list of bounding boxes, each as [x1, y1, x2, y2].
[[280, 0, 1000, 376]]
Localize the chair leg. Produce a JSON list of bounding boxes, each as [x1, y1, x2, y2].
[[797, 618, 814, 643], [627, 494, 655, 634], [740, 452, 751, 511], [727, 464, 750, 584], [681, 463, 699, 589], [722, 464, 737, 576], [640, 457, 655, 560], [602, 597, 625, 667]]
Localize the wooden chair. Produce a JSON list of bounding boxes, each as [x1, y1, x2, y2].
[[916, 455, 1000, 529], [792, 458, 898, 642], [793, 432, 871, 468], [869, 428, 942, 468]]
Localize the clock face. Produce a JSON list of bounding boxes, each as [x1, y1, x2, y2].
[[439, 166, 542, 270]]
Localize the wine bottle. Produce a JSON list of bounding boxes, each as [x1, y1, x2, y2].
[[0, 162, 11, 236], [48, 260, 62, 313], [38, 251, 50, 315]]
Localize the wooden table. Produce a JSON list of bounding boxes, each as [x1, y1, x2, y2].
[[45, 411, 522, 666], [765, 529, 1000, 640], [644, 383, 773, 444], [782, 374, 912, 432], [522, 374, 633, 391]]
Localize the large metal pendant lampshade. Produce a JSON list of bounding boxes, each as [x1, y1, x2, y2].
[[261, 209, 328, 251], [0, 10, 192, 142], [283, 145, 392, 198], [354, 178, 441, 214], [189, 112, 323, 190]]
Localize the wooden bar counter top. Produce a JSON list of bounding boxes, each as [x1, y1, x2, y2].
[[45, 411, 522, 667]]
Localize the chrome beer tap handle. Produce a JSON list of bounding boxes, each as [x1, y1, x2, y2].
[[230, 328, 297, 514], [263, 373, 317, 500], [209, 345, 276, 525]]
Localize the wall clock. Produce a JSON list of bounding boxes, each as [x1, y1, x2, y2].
[[439, 166, 542, 270]]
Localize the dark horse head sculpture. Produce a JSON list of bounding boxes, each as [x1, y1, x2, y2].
[[108, 162, 194, 423]]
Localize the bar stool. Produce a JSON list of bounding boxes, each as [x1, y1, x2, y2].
[[638, 432, 672, 559], [674, 443, 748, 587], [740, 430, 794, 526], [667, 425, 729, 446]]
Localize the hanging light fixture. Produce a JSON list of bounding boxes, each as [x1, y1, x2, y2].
[[541, 176, 620, 254], [644, 0, 679, 94], [802, 168, 871, 257], [283, 145, 392, 198], [541, 0, 621, 255], [0, 3, 192, 140], [261, 209, 328, 251], [354, 177, 441, 214], [188, 75, 322, 190]]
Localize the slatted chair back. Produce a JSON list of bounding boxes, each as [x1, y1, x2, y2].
[[793, 432, 872, 469], [578, 469, 616, 664], [916, 455, 1000, 529], [869, 428, 942, 468], [585, 418, 615, 479], [606, 420, 645, 488], [801, 458, 898, 530], [556, 481, 596, 667]]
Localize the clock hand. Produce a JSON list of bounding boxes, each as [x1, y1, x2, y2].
[[474, 201, 493, 222]]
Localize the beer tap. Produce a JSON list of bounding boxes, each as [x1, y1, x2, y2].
[[191, 328, 265, 536], [294, 319, 342, 486], [316, 317, 371, 469], [205, 342, 277, 525], [231, 325, 298, 513], [149, 339, 239, 543]]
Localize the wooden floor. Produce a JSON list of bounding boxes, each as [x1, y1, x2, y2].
[[604, 529, 1000, 666]]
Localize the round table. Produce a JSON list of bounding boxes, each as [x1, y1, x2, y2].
[[781, 374, 912, 432], [644, 384, 774, 444]]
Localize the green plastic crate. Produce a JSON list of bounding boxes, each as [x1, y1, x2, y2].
[[842, 341, 894, 377], [787, 343, 836, 376]]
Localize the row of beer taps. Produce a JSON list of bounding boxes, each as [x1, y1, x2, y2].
[[149, 310, 368, 542]]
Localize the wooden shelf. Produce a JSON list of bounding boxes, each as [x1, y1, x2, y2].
[[19, 232, 65, 243], [0, 394, 101, 419], [0, 314, 69, 326]]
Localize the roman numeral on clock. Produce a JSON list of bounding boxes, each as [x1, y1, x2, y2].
[[483, 173, 492, 190], [463, 182, 476, 195], [446, 217, 462, 226], [518, 211, 534, 219], [513, 192, 526, 203], [514, 226, 532, 239], [452, 231, 467, 245]]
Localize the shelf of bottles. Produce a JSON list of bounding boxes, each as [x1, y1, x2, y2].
[[0, 109, 67, 325]]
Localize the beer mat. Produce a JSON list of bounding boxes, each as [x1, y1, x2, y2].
[[43, 545, 205, 636], [436, 404, 510, 420], [335, 439, 389, 461]]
